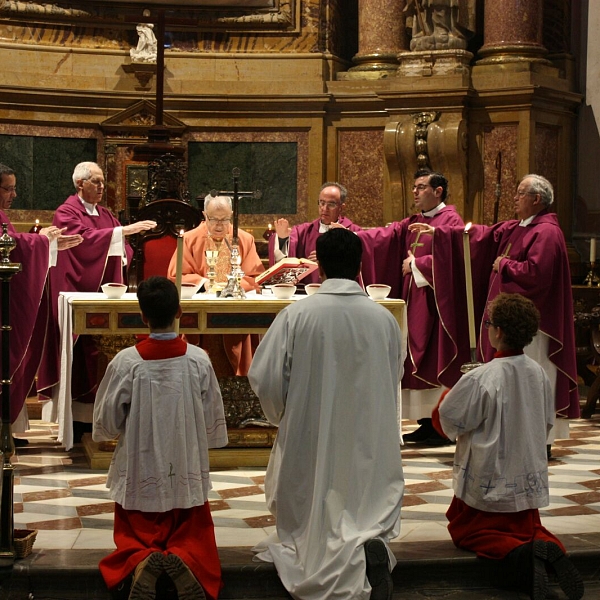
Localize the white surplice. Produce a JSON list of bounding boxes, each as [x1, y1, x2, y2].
[[248, 279, 405, 600], [93, 344, 228, 512]]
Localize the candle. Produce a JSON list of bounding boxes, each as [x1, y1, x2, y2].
[[29, 219, 41, 234], [591, 238, 596, 264], [175, 229, 184, 298], [463, 223, 477, 350], [268, 223, 272, 230]]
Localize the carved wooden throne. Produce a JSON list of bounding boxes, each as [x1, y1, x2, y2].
[[127, 198, 201, 290]]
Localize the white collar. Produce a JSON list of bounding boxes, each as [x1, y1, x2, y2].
[[422, 202, 446, 218], [519, 214, 536, 227], [78, 195, 99, 216]]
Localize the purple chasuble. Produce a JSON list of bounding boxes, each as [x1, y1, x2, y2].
[[359, 205, 467, 389], [0, 211, 50, 422], [37, 195, 133, 399], [268, 217, 362, 284], [432, 210, 579, 419]]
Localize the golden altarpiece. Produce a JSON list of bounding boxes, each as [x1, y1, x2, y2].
[[0, 0, 596, 463]]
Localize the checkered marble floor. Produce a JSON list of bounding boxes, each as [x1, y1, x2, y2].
[[11, 418, 600, 552]]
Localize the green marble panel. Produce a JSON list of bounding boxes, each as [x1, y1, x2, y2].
[[0, 135, 96, 210], [188, 141, 297, 215]]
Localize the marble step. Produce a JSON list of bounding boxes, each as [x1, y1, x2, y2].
[[0, 535, 598, 599]]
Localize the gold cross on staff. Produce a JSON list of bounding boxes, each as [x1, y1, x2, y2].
[[410, 230, 424, 253], [499, 242, 512, 259]]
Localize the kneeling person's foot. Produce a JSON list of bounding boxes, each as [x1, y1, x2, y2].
[[533, 540, 584, 600], [129, 552, 164, 600], [365, 539, 393, 600], [403, 419, 434, 443], [164, 553, 206, 600]]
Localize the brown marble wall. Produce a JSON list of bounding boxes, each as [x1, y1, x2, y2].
[[481, 125, 518, 225], [535, 125, 559, 202], [337, 129, 385, 228]]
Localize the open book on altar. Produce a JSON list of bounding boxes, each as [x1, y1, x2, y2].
[[256, 257, 319, 286]]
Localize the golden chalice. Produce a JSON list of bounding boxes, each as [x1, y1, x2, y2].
[[205, 249, 219, 292]]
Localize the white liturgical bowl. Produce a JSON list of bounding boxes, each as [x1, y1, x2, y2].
[[272, 284, 297, 299], [366, 284, 391, 300], [101, 283, 127, 299], [305, 283, 321, 296], [180, 282, 201, 299]]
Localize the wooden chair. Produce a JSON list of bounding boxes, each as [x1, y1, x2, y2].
[[127, 198, 201, 291]]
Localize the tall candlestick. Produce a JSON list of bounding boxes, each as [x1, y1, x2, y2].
[[591, 237, 596, 264], [175, 229, 184, 298], [463, 223, 477, 350]]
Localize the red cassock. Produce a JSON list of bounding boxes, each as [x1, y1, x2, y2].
[[37, 194, 133, 401], [0, 210, 50, 423], [359, 206, 469, 390]]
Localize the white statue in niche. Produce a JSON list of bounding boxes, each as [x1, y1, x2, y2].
[[130, 23, 157, 63]]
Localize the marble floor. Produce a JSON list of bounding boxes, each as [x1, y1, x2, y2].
[[10, 418, 600, 554]]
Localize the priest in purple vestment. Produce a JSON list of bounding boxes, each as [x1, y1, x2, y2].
[[268, 182, 362, 284], [359, 170, 467, 445], [0, 163, 82, 439], [37, 162, 156, 430], [410, 174, 579, 439]]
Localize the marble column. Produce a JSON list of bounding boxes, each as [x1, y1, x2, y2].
[[478, 0, 549, 64], [348, 0, 407, 75]]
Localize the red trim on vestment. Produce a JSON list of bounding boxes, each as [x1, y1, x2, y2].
[[494, 349, 524, 358], [135, 337, 187, 360], [431, 389, 451, 439]]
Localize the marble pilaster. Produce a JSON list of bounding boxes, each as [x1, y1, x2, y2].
[[478, 0, 549, 65], [344, 0, 407, 78]]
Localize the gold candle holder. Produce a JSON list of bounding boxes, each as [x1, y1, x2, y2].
[[205, 249, 218, 292], [584, 261, 600, 287]]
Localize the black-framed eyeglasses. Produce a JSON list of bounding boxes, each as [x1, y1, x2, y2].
[[207, 217, 231, 225], [0, 185, 16, 193], [412, 184, 432, 192], [484, 320, 495, 329], [317, 200, 341, 210]]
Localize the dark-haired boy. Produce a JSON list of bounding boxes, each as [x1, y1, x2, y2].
[[93, 276, 227, 600], [433, 293, 583, 600]]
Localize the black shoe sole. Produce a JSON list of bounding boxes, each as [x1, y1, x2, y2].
[[164, 553, 206, 600], [365, 539, 392, 600], [533, 540, 584, 600], [129, 552, 164, 600]]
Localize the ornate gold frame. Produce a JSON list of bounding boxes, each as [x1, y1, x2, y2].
[[0, 0, 296, 31]]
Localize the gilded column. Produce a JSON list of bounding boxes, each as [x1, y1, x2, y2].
[[348, 0, 407, 76], [478, 0, 549, 64]]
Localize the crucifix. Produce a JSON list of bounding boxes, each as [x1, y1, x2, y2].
[[127, 8, 191, 161], [209, 168, 262, 299], [409, 230, 424, 253]]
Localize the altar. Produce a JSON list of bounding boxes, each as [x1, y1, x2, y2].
[[46, 291, 406, 467]]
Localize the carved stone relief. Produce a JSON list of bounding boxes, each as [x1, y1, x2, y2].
[[384, 111, 468, 218], [0, 0, 295, 30]]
